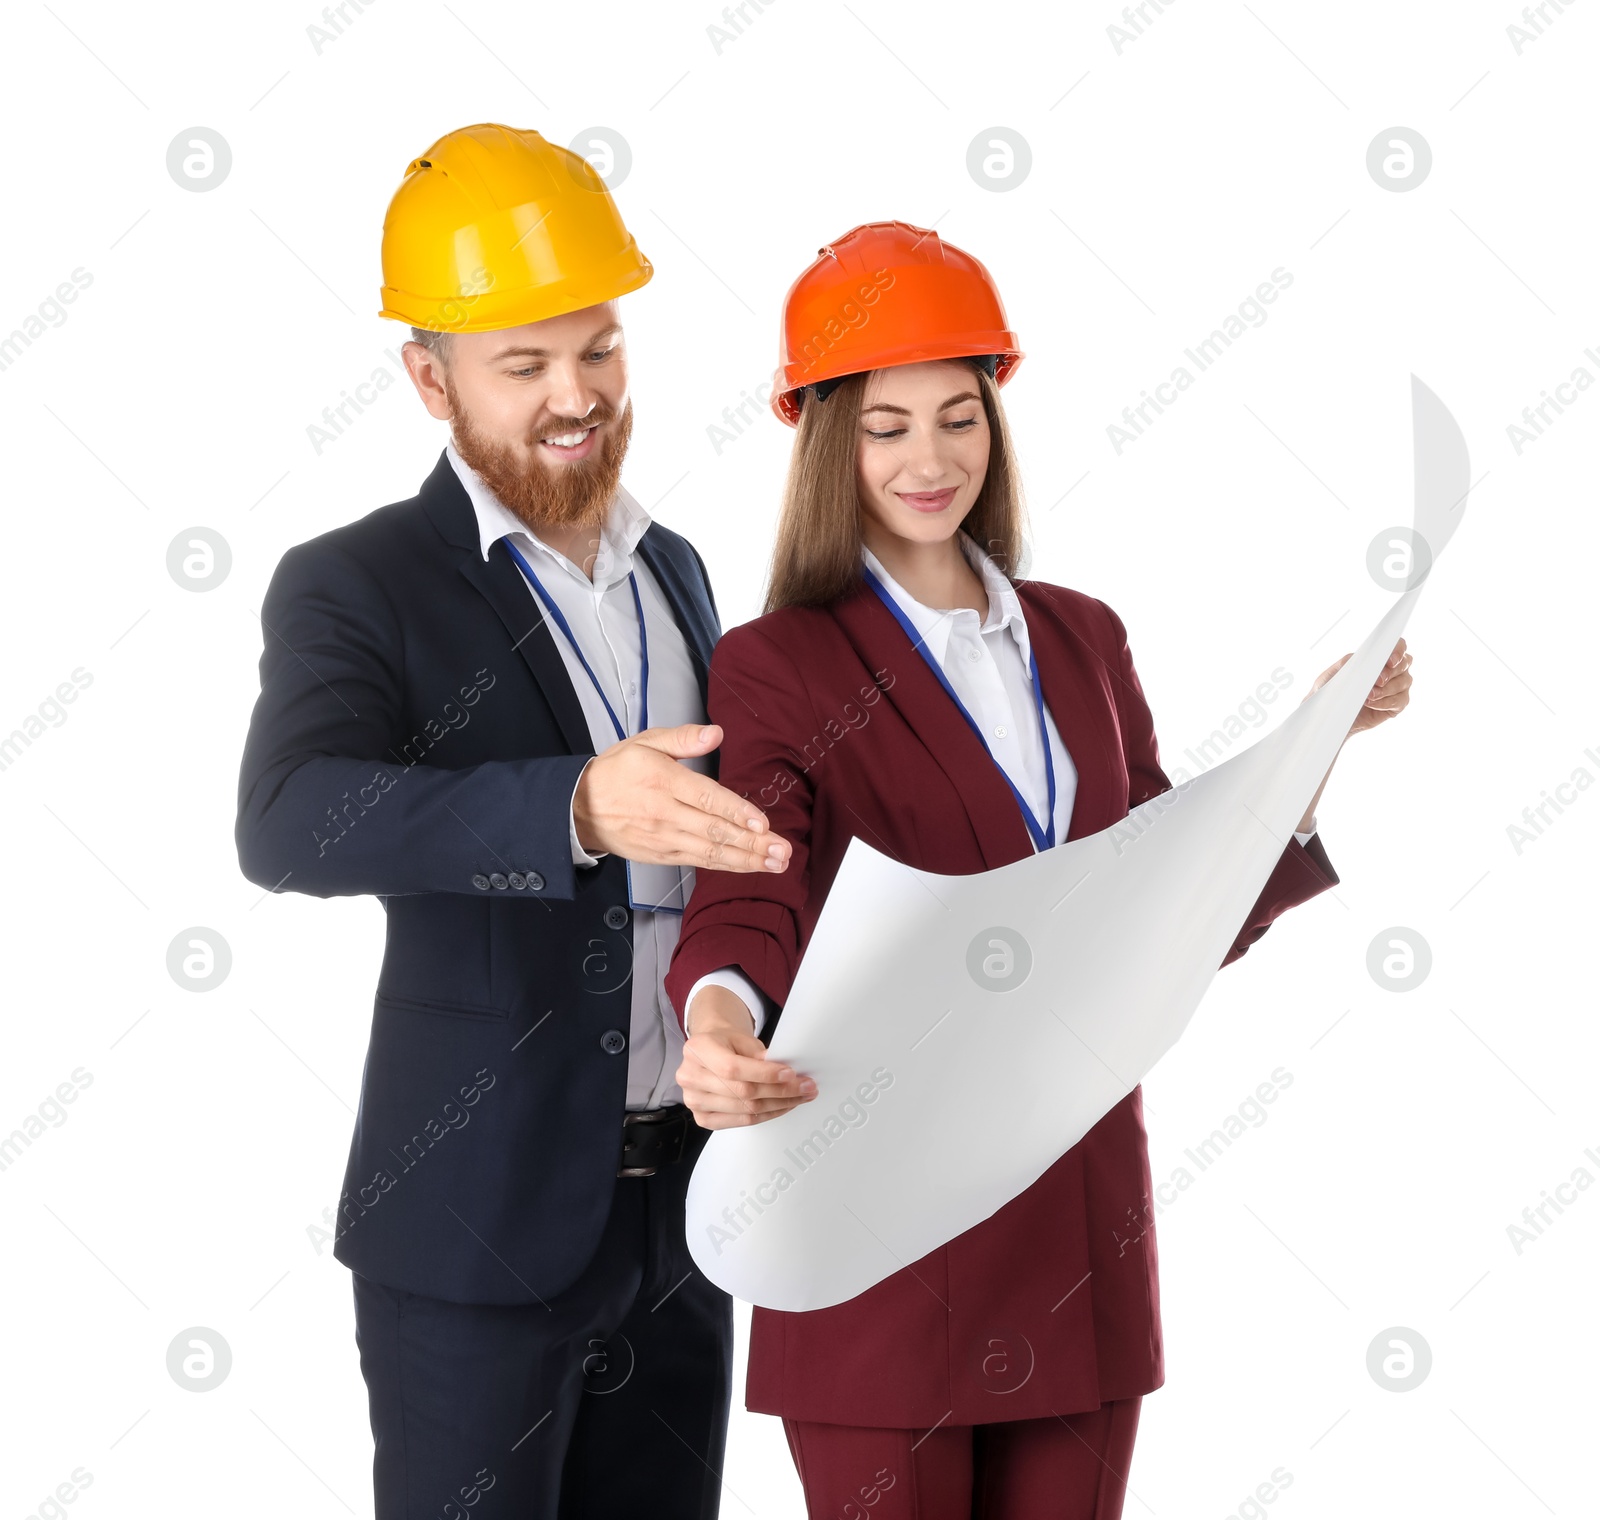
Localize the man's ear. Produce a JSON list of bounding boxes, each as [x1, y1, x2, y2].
[[401, 341, 453, 421]]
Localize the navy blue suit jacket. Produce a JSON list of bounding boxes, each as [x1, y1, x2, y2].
[[236, 450, 721, 1305]]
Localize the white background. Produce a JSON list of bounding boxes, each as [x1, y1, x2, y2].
[[1, 2, 1595, 1516]]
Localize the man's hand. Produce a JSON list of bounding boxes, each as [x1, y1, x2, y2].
[[677, 985, 815, 1130], [572, 723, 792, 872]]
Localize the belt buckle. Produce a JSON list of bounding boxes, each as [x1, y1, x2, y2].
[[618, 1105, 686, 1178]]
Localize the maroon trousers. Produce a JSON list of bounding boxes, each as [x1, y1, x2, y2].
[[780, 1398, 1142, 1520]]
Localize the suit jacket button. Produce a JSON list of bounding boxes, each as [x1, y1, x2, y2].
[[604, 905, 630, 930], [600, 1029, 627, 1055], [526, 872, 544, 891], [508, 872, 526, 889], [472, 874, 491, 890], [490, 873, 509, 890]]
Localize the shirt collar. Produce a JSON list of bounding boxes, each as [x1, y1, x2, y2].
[[445, 439, 652, 589], [861, 533, 1031, 667]]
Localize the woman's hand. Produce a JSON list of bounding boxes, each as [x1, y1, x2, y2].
[[1292, 638, 1414, 833], [1306, 637, 1414, 738], [677, 985, 817, 1130]]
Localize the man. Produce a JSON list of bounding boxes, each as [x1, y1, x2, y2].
[[235, 123, 806, 1518]]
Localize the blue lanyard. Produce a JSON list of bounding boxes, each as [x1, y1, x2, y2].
[[499, 536, 649, 741], [862, 565, 1057, 852]]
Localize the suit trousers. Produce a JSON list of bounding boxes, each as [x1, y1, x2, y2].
[[780, 1397, 1141, 1520], [351, 1121, 733, 1519]]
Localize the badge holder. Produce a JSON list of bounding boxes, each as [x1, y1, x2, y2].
[[627, 860, 691, 915]]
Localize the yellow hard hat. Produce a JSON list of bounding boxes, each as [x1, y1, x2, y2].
[[378, 122, 652, 333]]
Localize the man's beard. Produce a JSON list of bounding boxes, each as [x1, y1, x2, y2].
[[446, 375, 633, 534]]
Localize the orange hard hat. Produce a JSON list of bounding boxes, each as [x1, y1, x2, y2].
[[771, 220, 1023, 426]]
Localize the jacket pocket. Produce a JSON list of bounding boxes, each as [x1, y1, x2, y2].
[[377, 894, 496, 1018], [373, 989, 509, 1022]]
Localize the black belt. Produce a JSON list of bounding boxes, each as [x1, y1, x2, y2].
[[618, 1104, 693, 1177]]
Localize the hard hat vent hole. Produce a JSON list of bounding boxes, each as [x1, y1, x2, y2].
[[418, 159, 431, 168]]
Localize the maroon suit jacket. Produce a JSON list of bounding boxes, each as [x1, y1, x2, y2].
[[664, 573, 1339, 1428]]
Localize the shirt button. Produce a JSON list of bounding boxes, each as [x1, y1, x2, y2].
[[490, 873, 509, 890], [471, 874, 491, 890], [968, 648, 982, 662], [994, 726, 1008, 740], [604, 905, 630, 930], [600, 1029, 627, 1055], [628, 682, 638, 696], [526, 872, 544, 891]]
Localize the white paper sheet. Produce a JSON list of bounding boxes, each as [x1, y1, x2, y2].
[[686, 376, 1467, 1312]]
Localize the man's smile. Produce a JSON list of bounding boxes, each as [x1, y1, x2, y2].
[[539, 425, 599, 461]]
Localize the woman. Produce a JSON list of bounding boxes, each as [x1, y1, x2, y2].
[[664, 222, 1412, 1519]]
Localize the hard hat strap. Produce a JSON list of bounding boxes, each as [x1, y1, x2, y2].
[[806, 374, 854, 405]]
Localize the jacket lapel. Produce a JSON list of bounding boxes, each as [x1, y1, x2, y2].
[[419, 450, 594, 756], [634, 529, 716, 713], [831, 579, 1035, 869], [830, 575, 1132, 866], [1015, 581, 1128, 843], [460, 550, 598, 755]]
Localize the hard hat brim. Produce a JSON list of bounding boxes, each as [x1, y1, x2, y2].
[[772, 345, 1023, 426], [381, 243, 653, 333]]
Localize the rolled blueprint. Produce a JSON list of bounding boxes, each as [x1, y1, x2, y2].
[[687, 375, 1467, 1311]]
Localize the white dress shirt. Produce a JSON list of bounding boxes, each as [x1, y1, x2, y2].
[[695, 532, 1318, 1030], [448, 441, 726, 1109]]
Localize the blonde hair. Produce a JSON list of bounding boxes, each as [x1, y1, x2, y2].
[[409, 326, 455, 364], [764, 359, 1026, 613]]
